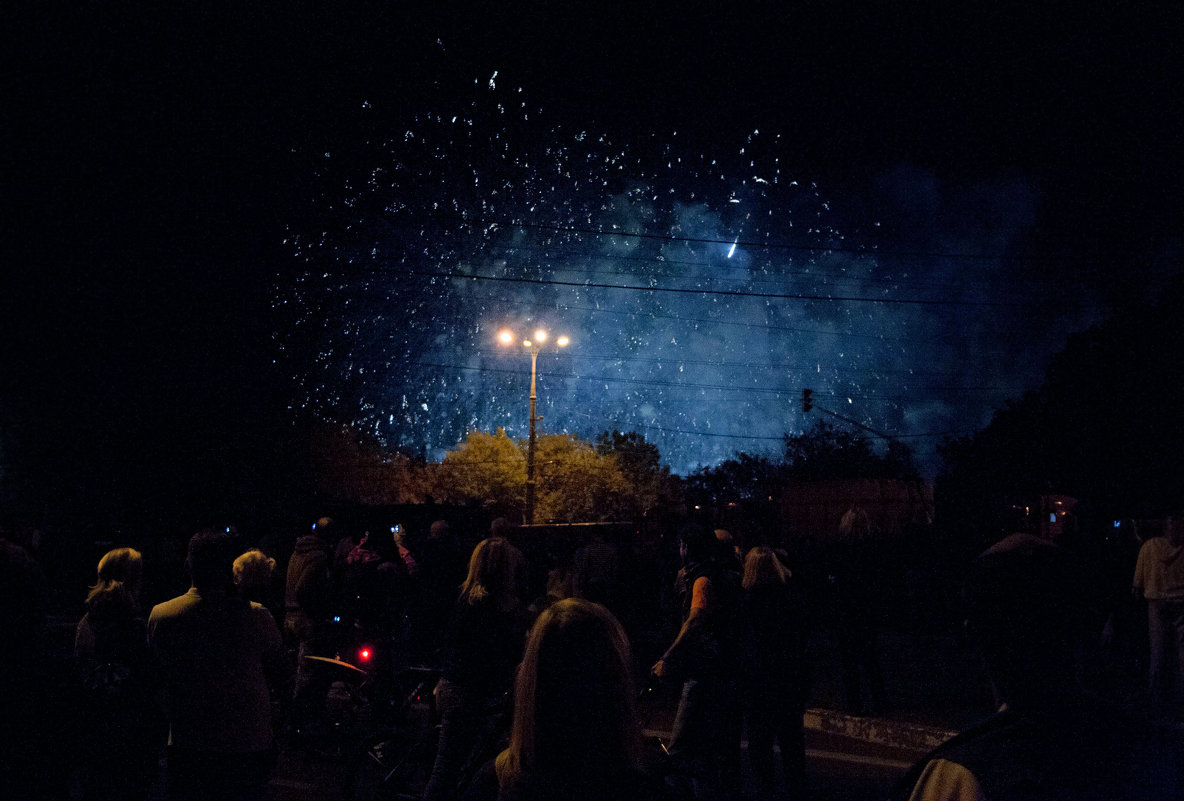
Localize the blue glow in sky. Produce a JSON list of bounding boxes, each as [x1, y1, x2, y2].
[[273, 73, 1102, 478]]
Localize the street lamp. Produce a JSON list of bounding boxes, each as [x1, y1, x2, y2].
[[498, 327, 569, 524]]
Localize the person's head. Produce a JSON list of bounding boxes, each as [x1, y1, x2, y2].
[[963, 533, 1081, 708], [1168, 512, 1184, 546], [502, 598, 641, 784], [86, 547, 143, 607], [490, 516, 513, 539], [459, 536, 524, 608], [233, 549, 276, 595], [429, 519, 451, 541], [186, 529, 236, 592], [544, 567, 575, 603], [742, 545, 790, 590], [679, 523, 719, 565]]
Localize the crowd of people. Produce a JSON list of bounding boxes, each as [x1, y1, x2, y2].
[[4, 509, 1184, 800]]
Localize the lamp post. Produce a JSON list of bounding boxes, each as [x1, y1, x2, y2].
[[499, 328, 569, 524]]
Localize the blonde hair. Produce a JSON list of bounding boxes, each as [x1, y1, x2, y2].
[[839, 506, 872, 541], [459, 536, 524, 609], [742, 545, 791, 590], [499, 598, 641, 787], [233, 549, 276, 593], [86, 547, 143, 607]]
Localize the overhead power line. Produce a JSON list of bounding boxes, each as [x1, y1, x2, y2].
[[373, 260, 1025, 308], [410, 359, 1012, 402], [414, 212, 1094, 265]]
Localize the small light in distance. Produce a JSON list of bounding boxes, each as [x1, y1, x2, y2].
[[498, 330, 513, 345], [557, 336, 569, 347], [358, 647, 372, 662], [534, 329, 547, 343]]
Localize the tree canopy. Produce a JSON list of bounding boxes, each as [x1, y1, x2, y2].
[[937, 275, 1184, 528], [306, 427, 679, 524]]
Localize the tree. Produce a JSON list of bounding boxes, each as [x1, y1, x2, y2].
[[938, 275, 1184, 525], [595, 430, 680, 518], [432, 428, 526, 517], [307, 422, 429, 505], [534, 434, 629, 522], [426, 429, 670, 523], [686, 452, 782, 508], [783, 421, 918, 481]]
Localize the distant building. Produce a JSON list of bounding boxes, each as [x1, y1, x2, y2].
[[1004, 494, 1078, 542]]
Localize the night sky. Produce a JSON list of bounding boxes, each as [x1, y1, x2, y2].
[[4, 3, 1182, 519]]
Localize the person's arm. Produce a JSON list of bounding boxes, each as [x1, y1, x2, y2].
[[1133, 543, 1148, 598], [652, 575, 711, 677], [256, 604, 292, 720], [74, 615, 95, 660], [394, 528, 419, 576]]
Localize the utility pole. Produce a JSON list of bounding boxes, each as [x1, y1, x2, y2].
[[499, 327, 569, 525]]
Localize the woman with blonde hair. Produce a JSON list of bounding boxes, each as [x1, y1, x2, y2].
[[76, 547, 144, 659], [75, 546, 164, 800], [493, 598, 662, 801], [233, 548, 279, 619], [740, 545, 808, 800], [424, 536, 529, 801]]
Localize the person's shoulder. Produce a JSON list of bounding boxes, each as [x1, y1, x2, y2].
[[901, 704, 1184, 800], [1140, 536, 1166, 555], [902, 758, 988, 801], [247, 599, 275, 619], [147, 590, 198, 633], [149, 590, 195, 617], [247, 599, 282, 636]]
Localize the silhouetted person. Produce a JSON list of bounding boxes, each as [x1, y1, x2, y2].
[[2, 535, 84, 801], [341, 525, 410, 702], [483, 598, 671, 801], [830, 506, 886, 716], [1133, 512, 1184, 718], [652, 523, 742, 801], [284, 516, 337, 736], [739, 546, 808, 800], [148, 529, 288, 801], [75, 547, 165, 801], [894, 534, 1184, 800], [425, 536, 529, 801], [342, 526, 407, 637], [714, 528, 742, 564], [413, 519, 469, 662], [528, 566, 576, 618], [573, 529, 620, 610]]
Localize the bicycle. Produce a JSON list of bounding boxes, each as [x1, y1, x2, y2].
[[352, 677, 511, 801]]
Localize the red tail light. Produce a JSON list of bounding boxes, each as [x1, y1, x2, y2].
[[358, 646, 372, 662]]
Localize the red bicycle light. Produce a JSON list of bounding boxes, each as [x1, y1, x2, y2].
[[358, 647, 372, 662]]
